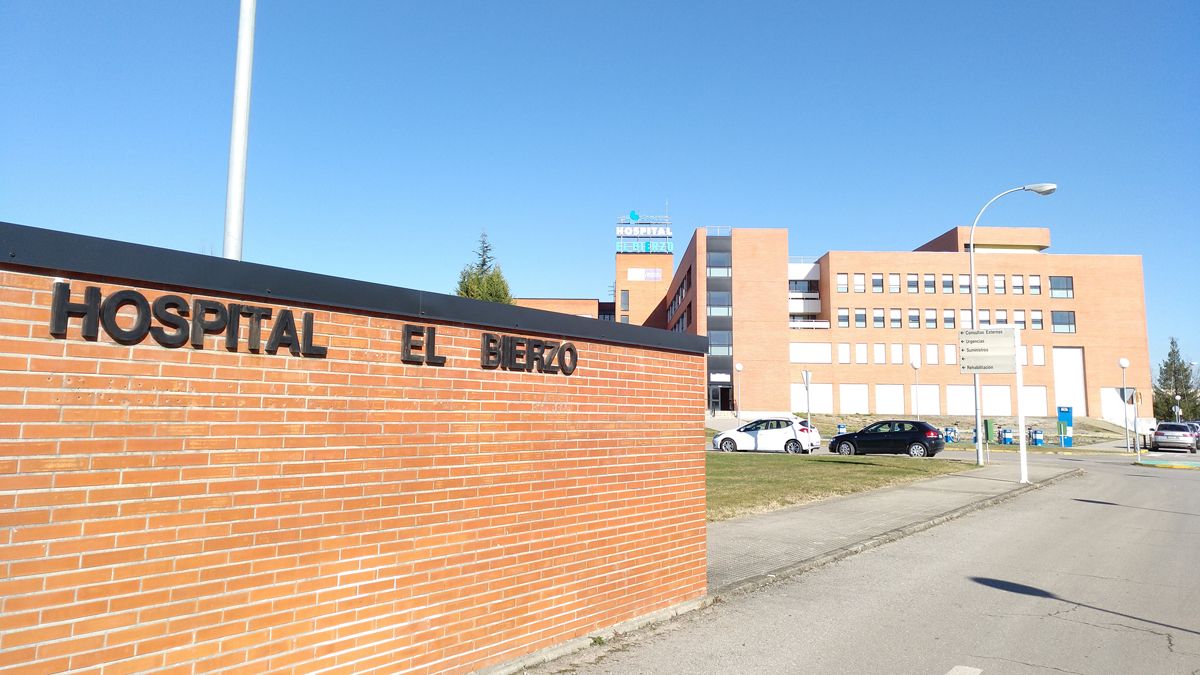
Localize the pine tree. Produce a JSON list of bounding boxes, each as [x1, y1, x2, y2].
[[1152, 337, 1198, 420], [455, 232, 513, 304]]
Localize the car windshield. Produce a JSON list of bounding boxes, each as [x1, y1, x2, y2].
[[1158, 423, 1187, 432]]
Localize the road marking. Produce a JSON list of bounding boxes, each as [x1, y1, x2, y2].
[[945, 667, 982, 675]]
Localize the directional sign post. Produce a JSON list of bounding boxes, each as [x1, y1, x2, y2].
[[958, 328, 1017, 374], [959, 327, 1029, 483]]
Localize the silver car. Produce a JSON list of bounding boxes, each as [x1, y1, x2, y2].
[[1150, 423, 1197, 452]]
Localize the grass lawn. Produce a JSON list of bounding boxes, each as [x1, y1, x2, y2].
[[706, 453, 966, 521]]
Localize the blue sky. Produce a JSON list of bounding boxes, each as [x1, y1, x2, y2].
[[2, 1, 1197, 366]]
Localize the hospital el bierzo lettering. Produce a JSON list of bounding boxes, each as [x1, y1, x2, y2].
[[48, 282, 578, 375]]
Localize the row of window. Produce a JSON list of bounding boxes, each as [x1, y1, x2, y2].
[[788, 279, 819, 293], [666, 267, 692, 324], [835, 307, 1077, 333], [834, 273, 1074, 298]]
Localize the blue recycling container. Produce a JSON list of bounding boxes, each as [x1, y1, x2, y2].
[[943, 427, 958, 443], [836, 423, 847, 435], [1032, 429, 1044, 446], [1001, 428, 1013, 445]]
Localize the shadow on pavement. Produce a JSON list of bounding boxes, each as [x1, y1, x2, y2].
[[970, 577, 1200, 637], [1072, 498, 1200, 518]]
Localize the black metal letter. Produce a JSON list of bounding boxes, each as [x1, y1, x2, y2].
[[243, 306, 272, 352], [401, 324, 425, 364], [190, 300, 229, 349], [300, 312, 327, 358], [100, 290, 151, 345], [49, 282, 100, 340], [266, 309, 300, 355], [423, 326, 445, 366], [150, 295, 190, 348], [558, 342, 578, 375], [527, 339, 545, 372], [480, 333, 501, 368]]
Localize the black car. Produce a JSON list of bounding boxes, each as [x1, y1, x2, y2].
[[828, 420, 945, 457]]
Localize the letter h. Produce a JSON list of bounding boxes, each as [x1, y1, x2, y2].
[[49, 282, 101, 340]]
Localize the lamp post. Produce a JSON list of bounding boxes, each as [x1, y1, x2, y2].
[[735, 362, 744, 422], [911, 359, 921, 421], [968, 183, 1057, 467], [802, 369, 812, 430], [1176, 394, 1182, 423], [223, 0, 258, 261], [1119, 357, 1131, 455]]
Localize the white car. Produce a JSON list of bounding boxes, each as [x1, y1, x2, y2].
[[712, 417, 821, 454]]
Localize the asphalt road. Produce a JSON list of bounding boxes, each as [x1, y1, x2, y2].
[[528, 453, 1200, 675]]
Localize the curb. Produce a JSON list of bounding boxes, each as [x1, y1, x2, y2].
[[481, 596, 714, 675], [711, 467, 1084, 598]]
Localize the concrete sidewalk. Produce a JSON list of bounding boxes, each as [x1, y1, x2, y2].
[[708, 461, 1079, 595]]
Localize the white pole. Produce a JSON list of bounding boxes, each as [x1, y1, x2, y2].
[[969, 187, 1027, 467], [1015, 327, 1028, 484], [223, 0, 257, 261], [1120, 359, 1131, 454]]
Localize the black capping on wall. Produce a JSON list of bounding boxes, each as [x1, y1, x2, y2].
[[0, 221, 707, 355]]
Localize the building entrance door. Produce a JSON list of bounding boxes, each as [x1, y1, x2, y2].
[[710, 386, 733, 413]]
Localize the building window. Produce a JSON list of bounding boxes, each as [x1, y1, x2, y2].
[[855, 308, 867, 328], [976, 274, 989, 294], [1014, 310, 1026, 329], [960, 309, 973, 330], [994, 274, 1006, 295], [979, 309, 991, 327], [958, 274, 971, 294], [789, 279, 817, 293], [853, 273, 866, 293], [837, 308, 849, 328], [620, 289, 629, 311], [872, 273, 884, 293], [996, 309, 1007, 325], [1052, 310, 1076, 333], [873, 308, 885, 328], [707, 291, 732, 316], [925, 308, 937, 329], [1012, 275, 1024, 295], [709, 330, 732, 355], [907, 274, 918, 293], [620, 315, 629, 323], [942, 274, 954, 294], [923, 274, 936, 294], [889, 273, 901, 293], [890, 308, 902, 328], [1031, 310, 1044, 330], [1050, 276, 1074, 298], [1029, 275, 1042, 295], [707, 251, 731, 277], [836, 273, 849, 293], [943, 309, 956, 329], [908, 309, 920, 328]]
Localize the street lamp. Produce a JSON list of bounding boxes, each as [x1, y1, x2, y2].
[[968, 183, 1057, 467], [735, 362, 744, 422], [1119, 357, 1131, 456], [1176, 394, 1182, 423], [911, 359, 921, 421]]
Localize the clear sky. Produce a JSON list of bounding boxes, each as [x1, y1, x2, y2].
[[2, 1, 1197, 366]]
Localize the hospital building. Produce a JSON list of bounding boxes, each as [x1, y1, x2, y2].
[[517, 216, 1152, 426]]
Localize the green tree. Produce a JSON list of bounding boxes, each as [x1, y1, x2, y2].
[[1152, 337, 1198, 420], [455, 232, 513, 304]]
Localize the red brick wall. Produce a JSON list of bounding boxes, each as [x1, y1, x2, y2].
[[0, 268, 707, 673]]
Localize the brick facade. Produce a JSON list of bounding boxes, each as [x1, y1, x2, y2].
[[0, 224, 708, 674]]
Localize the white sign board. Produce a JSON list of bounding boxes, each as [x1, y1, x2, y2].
[[959, 327, 1017, 374]]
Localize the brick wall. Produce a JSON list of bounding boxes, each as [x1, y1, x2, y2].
[[0, 236, 707, 674]]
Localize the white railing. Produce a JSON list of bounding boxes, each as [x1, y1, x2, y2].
[[789, 320, 831, 329]]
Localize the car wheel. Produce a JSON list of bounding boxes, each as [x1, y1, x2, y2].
[[784, 440, 801, 454], [907, 443, 928, 458], [720, 438, 737, 453], [836, 441, 855, 456]]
